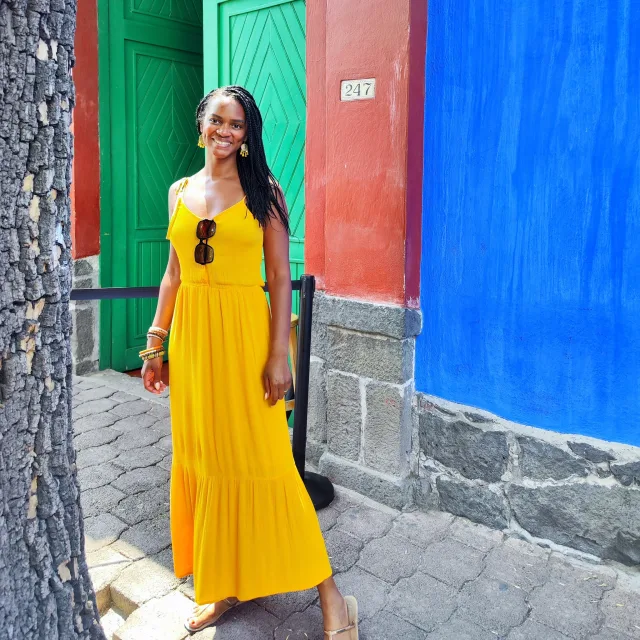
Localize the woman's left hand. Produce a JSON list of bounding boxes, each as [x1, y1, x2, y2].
[[263, 353, 292, 405]]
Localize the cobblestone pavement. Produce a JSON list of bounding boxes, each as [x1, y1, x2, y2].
[[74, 371, 640, 640]]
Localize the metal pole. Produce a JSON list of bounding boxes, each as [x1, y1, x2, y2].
[[292, 274, 335, 509]]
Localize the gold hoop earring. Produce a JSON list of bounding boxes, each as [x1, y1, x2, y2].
[[240, 142, 249, 158], [198, 134, 205, 148]]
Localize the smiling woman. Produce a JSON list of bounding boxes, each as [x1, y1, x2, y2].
[[137, 86, 359, 638]]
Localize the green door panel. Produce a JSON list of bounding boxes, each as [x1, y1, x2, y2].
[[205, 0, 306, 311], [100, 0, 204, 370]]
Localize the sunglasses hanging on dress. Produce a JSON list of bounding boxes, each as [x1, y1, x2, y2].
[[195, 218, 216, 265]]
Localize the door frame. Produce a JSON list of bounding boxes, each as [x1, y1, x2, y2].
[[97, 0, 114, 369]]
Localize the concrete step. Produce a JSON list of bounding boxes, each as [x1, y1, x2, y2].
[[112, 591, 193, 640]]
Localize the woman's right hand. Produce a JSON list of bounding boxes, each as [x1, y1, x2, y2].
[[142, 357, 166, 395]]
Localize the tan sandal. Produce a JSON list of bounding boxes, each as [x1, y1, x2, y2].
[[184, 598, 239, 634], [324, 595, 358, 638]]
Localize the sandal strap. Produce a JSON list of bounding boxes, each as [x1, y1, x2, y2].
[[324, 622, 355, 637]]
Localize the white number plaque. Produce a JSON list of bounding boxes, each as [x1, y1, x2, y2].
[[340, 78, 376, 101]]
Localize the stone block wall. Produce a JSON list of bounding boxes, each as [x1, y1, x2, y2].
[[70, 255, 100, 376], [310, 292, 640, 566], [416, 394, 640, 566], [309, 293, 421, 509]]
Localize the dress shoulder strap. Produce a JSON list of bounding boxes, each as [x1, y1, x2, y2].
[[176, 177, 189, 197], [166, 178, 188, 241]]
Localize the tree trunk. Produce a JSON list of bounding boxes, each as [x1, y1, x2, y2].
[[0, 1, 104, 638]]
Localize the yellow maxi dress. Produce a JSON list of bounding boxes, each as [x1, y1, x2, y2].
[[166, 179, 332, 604]]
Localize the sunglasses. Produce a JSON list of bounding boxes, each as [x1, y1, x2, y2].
[[195, 218, 217, 265]]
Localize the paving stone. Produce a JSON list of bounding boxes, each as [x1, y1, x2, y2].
[[82, 484, 126, 518], [77, 462, 123, 491], [333, 566, 388, 620], [529, 578, 603, 638], [84, 513, 128, 553], [589, 628, 637, 640], [74, 426, 122, 450], [74, 378, 104, 390], [318, 506, 339, 532], [112, 466, 169, 494], [391, 509, 453, 548], [110, 485, 170, 526], [109, 413, 159, 432], [109, 399, 154, 419], [100, 607, 126, 637], [420, 538, 485, 588], [113, 590, 192, 640], [457, 577, 529, 636], [76, 443, 120, 469], [274, 605, 324, 640], [449, 516, 504, 552], [112, 446, 166, 470], [110, 391, 139, 404], [324, 528, 364, 574], [158, 454, 172, 471], [110, 548, 183, 615], [601, 587, 640, 638], [426, 616, 497, 640], [156, 435, 173, 452], [546, 556, 617, 599], [387, 572, 458, 632], [112, 514, 172, 560], [257, 587, 318, 619], [87, 546, 132, 613], [74, 398, 119, 419], [336, 505, 395, 542], [149, 404, 171, 419], [154, 417, 172, 435], [202, 601, 280, 640], [358, 534, 422, 584], [330, 489, 360, 513], [178, 576, 195, 600], [114, 428, 164, 451], [482, 537, 550, 591], [73, 386, 116, 406], [73, 411, 120, 434], [507, 619, 572, 640], [360, 611, 426, 640]]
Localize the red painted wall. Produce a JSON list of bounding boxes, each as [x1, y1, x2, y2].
[[71, 0, 100, 260], [306, 0, 426, 306]]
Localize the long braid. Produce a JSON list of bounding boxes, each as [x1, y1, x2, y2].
[[195, 86, 290, 232]]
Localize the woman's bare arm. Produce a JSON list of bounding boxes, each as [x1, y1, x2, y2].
[[141, 182, 183, 394], [262, 186, 292, 404]]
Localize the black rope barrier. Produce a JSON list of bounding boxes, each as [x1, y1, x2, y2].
[[70, 275, 334, 510]]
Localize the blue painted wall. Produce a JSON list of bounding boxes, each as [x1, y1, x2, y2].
[[416, 1, 640, 446]]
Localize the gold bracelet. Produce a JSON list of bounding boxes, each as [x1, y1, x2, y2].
[[138, 344, 164, 356], [139, 348, 163, 358], [148, 326, 169, 338], [140, 350, 165, 362]]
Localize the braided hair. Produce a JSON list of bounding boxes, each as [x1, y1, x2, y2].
[[195, 85, 290, 232]]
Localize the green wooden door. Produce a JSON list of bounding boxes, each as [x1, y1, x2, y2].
[[99, 0, 204, 370], [204, 0, 306, 310]]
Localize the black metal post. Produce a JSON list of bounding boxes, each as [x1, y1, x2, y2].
[[292, 274, 335, 509]]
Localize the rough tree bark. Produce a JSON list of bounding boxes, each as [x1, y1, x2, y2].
[[0, 1, 104, 638]]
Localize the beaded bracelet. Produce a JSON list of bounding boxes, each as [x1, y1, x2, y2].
[[139, 349, 165, 362], [148, 326, 169, 338]]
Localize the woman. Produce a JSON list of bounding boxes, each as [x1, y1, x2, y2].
[[141, 86, 358, 638]]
